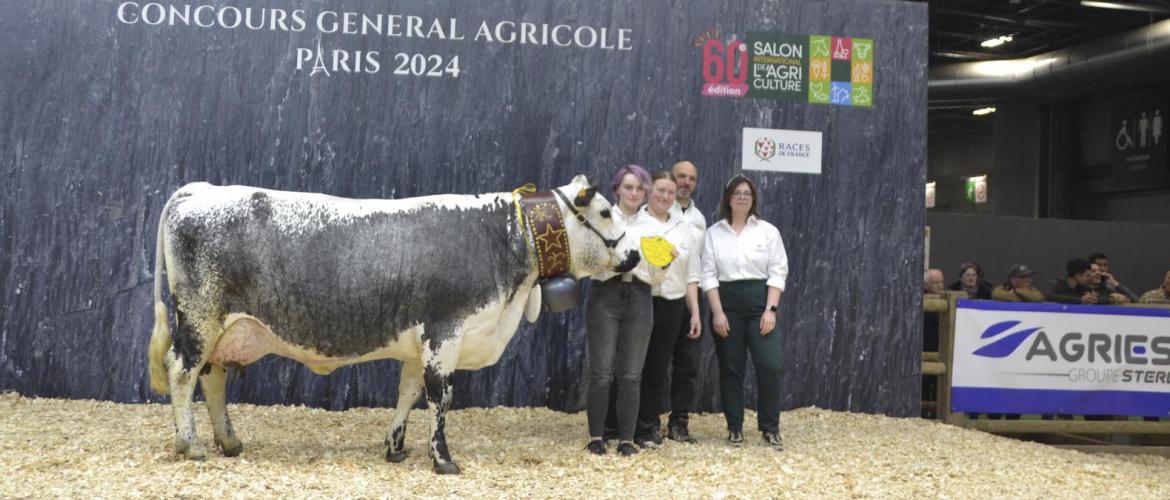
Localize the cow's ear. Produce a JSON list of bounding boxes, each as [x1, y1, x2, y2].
[[574, 186, 597, 207]]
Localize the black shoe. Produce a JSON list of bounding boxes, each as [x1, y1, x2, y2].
[[616, 441, 639, 456], [585, 439, 606, 455], [762, 431, 783, 450], [728, 431, 744, 445], [667, 424, 697, 444], [646, 427, 663, 445], [634, 426, 664, 449]]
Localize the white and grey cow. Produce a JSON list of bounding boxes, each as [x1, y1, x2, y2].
[[147, 175, 638, 474]]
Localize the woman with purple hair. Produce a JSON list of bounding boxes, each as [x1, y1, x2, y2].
[[584, 164, 658, 456]]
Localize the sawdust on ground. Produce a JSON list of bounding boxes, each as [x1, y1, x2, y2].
[[1, 392, 1167, 498]]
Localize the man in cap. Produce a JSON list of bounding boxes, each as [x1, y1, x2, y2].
[[992, 264, 1045, 302]]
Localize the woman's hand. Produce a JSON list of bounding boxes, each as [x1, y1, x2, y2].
[[687, 314, 702, 339], [759, 310, 776, 335], [711, 311, 730, 338]]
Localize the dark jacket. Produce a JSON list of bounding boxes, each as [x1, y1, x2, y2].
[[947, 279, 993, 300], [1091, 281, 1139, 303], [1048, 278, 1108, 305]]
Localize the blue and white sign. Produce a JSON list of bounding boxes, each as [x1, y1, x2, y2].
[[952, 300, 1170, 417]]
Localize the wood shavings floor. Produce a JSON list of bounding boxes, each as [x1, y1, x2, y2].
[[1, 393, 1166, 498]]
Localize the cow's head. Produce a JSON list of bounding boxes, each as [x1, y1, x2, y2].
[[553, 175, 640, 277]]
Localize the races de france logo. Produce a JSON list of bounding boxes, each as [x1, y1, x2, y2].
[[754, 137, 777, 161], [972, 320, 1043, 358]]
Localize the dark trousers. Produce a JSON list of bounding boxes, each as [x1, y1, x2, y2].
[[586, 279, 653, 440], [669, 299, 701, 428], [635, 297, 689, 436], [714, 280, 782, 434]]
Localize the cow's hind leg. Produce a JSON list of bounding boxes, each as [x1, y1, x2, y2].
[[200, 364, 243, 457], [167, 308, 214, 460], [422, 326, 462, 475], [385, 359, 424, 463]]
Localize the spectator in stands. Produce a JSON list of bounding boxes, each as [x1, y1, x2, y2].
[[1047, 258, 1105, 304], [1088, 262, 1131, 305], [922, 269, 944, 354], [922, 269, 945, 418], [1088, 252, 1139, 303], [924, 268, 945, 296], [1139, 270, 1170, 304], [991, 265, 1045, 302], [947, 262, 992, 299]]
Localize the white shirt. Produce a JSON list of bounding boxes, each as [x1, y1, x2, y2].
[[671, 200, 707, 234], [700, 216, 788, 292], [640, 207, 702, 300], [592, 206, 667, 286]]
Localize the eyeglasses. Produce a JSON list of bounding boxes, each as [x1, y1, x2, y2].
[[731, 191, 752, 199]]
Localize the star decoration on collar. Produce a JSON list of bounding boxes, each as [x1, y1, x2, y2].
[[535, 224, 566, 254]]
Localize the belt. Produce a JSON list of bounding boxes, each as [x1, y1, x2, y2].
[[605, 273, 645, 285]]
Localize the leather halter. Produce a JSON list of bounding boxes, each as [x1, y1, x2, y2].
[[518, 191, 571, 278]]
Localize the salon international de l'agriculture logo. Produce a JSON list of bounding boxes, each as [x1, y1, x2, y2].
[[697, 29, 873, 107]]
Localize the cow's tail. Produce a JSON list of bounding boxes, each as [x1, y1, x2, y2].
[[148, 196, 174, 395]]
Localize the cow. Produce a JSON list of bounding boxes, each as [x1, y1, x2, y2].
[[147, 175, 639, 474]]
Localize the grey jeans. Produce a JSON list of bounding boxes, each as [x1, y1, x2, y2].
[[585, 278, 653, 440]]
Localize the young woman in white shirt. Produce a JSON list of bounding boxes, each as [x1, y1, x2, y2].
[[585, 164, 659, 457], [632, 170, 703, 448], [700, 174, 788, 449]]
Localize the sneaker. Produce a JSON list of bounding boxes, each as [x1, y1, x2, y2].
[[762, 432, 784, 450], [585, 439, 606, 456], [728, 431, 744, 445], [667, 424, 698, 444], [616, 441, 639, 456]]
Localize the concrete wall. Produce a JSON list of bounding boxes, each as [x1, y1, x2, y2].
[[927, 212, 1170, 296]]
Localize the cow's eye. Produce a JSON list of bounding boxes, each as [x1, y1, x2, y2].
[[599, 209, 611, 219]]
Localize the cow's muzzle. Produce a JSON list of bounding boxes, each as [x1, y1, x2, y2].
[[613, 249, 640, 273]]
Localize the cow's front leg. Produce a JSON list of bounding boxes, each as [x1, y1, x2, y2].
[[200, 363, 243, 457], [422, 326, 462, 475], [385, 358, 424, 463]]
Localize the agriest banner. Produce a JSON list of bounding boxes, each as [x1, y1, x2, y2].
[[952, 300, 1170, 417]]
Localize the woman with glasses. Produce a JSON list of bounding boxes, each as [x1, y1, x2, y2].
[[700, 174, 788, 449]]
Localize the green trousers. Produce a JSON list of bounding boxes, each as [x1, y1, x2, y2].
[[713, 280, 782, 434]]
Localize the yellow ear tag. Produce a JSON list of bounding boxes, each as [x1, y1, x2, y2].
[[641, 236, 676, 267]]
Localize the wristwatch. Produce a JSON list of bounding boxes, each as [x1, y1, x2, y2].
[[767, 304, 778, 312]]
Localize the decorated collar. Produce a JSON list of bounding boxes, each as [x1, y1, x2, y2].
[[516, 189, 570, 278]]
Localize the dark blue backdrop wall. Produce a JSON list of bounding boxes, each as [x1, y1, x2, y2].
[[0, 0, 927, 416]]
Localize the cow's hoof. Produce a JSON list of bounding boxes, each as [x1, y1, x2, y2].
[[385, 449, 410, 463], [433, 460, 461, 475], [216, 437, 244, 457], [177, 443, 207, 461]]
